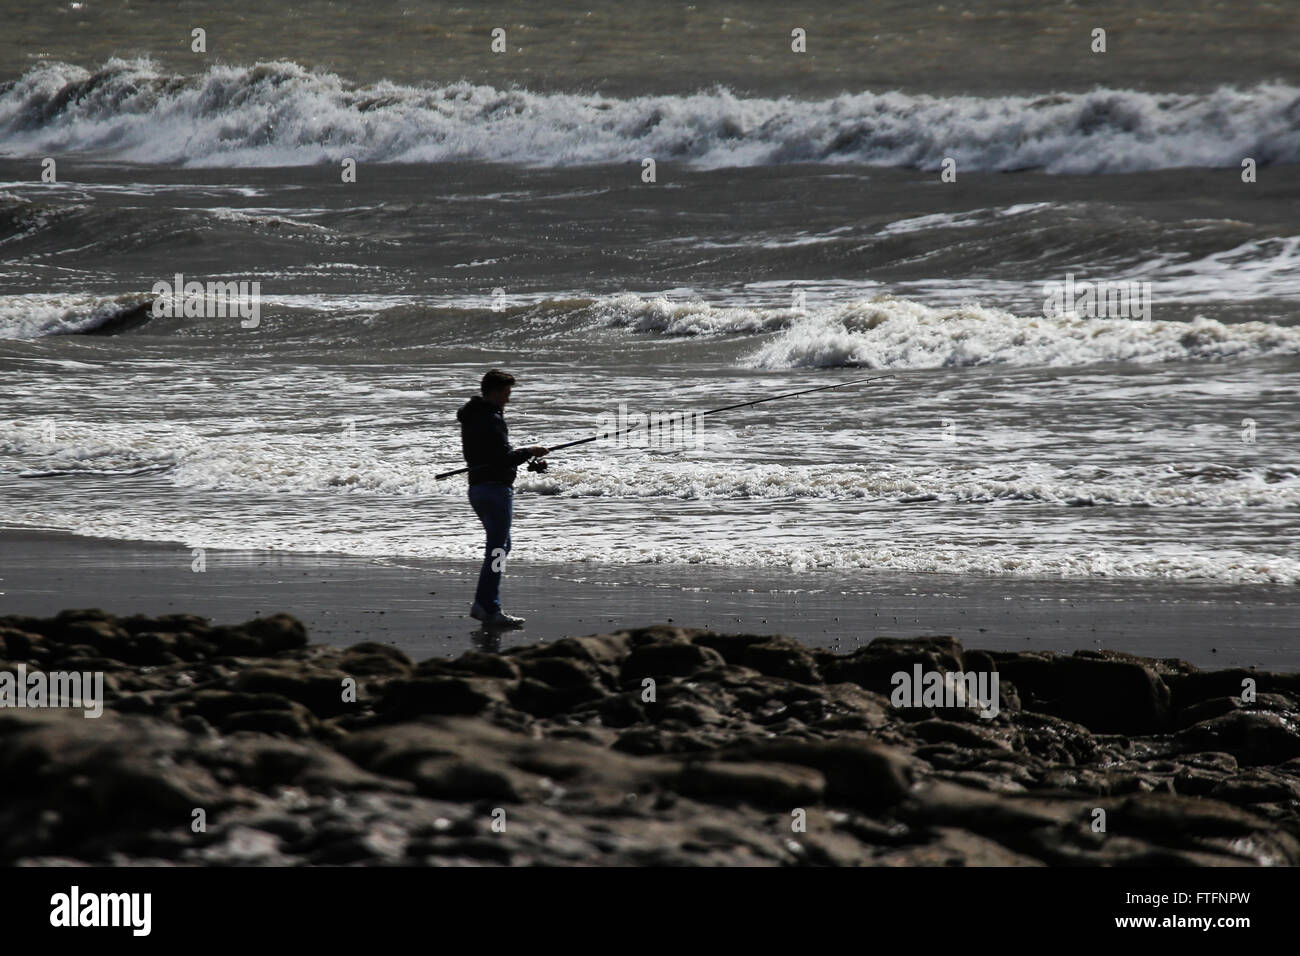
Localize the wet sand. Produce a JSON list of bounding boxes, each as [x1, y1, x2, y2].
[[0, 528, 1294, 669]]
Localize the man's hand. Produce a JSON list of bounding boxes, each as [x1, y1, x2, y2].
[[527, 446, 548, 457]]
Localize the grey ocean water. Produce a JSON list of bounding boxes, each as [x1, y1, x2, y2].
[[1, 3, 1298, 596]]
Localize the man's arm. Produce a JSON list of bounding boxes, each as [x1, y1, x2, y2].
[[463, 411, 546, 467], [500, 420, 545, 465]]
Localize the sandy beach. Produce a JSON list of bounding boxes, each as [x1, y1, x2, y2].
[[1, 528, 1294, 670]]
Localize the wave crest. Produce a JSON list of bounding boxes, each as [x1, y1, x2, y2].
[[3, 59, 1298, 171], [749, 298, 1300, 369]]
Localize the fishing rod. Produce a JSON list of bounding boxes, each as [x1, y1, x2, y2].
[[434, 374, 893, 481]]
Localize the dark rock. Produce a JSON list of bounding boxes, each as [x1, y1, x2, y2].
[[340, 642, 413, 676], [987, 652, 1172, 734], [234, 667, 357, 718], [244, 614, 309, 652], [673, 760, 824, 806], [595, 693, 646, 728], [621, 641, 725, 681], [181, 690, 302, 722], [4, 609, 1299, 867], [740, 637, 822, 683], [911, 719, 1012, 751], [1176, 711, 1300, 765], [510, 676, 604, 716], [719, 737, 916, 811], [421, 650, 520, 680], [220, 708, 315, 737], [818, 636, 965, 695], [379, 675, 512, 717], [1, 627, 44, 661]]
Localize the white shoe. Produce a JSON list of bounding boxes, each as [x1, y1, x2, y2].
[[484, 609, 526, 628]]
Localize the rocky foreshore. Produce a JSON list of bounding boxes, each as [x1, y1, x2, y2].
[[2, 609, 1299, 866]]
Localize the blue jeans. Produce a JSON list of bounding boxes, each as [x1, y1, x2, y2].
[[469, 482, 513, 612]]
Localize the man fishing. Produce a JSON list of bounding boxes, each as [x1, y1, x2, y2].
[[442, 372, 891, 626], [457, 369, 547, 627]]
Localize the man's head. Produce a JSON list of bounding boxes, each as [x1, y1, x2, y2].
[[481, 369, 516, 408]]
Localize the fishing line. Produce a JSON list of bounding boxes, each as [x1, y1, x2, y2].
[[436, 374, 894, 481]]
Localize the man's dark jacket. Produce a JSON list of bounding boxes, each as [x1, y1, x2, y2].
[[457, 395, 531, 486]]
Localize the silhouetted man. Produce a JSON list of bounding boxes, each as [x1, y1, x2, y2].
[[457, 369, 547, 627]]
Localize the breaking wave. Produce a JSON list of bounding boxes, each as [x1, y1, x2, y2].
[[3, 59, 1298, 171], [592, 294, 1300, 369]]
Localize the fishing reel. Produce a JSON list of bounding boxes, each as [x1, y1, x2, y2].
[[526, 458, 549, 474]]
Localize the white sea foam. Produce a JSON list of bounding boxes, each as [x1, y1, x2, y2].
[[752, 301, 1300, 370], [590, 293, 799, 335], [1130, 235, 1300, 300], [5, 418, 1294, 509], [3, 505, 1296, 586], [3, 59, 1297, 171], [878, 203, 1052, 236], [589, 293, 1300, 369], [4, 397, 1297, 587], [0, 294, 151, 338], [0, 419, 200, 475]]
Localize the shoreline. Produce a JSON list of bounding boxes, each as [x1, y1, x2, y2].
[[1, 527, 1295, 670]]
